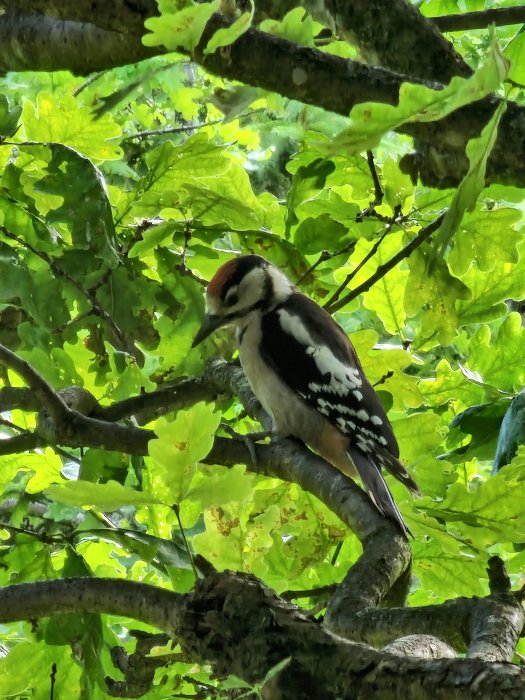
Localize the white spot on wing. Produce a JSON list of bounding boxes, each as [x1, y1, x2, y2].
[[356, 409, 369, 422], [353, 390, 363, 401], [278, 308, 363, 397], [370, 415, 383, 426]]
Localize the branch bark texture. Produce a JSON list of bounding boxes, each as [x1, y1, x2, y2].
[[1, 2, 525, 187], [0, 574, 523, 700]]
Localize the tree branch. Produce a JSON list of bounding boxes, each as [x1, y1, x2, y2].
[[433, 6, 525, 32], [0, 573, 523, 699], [0, 344, 69, 425], [2, 3, 525, 189], [327, 213, 445, 313]]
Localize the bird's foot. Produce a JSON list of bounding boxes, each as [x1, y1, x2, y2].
[[221, 425, 272, 468]]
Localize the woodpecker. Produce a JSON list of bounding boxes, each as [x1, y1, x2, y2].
[[192, 254, 418, 534]]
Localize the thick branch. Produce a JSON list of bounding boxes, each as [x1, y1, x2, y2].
[[327, 593, 524, 658], [0, 9, 155, 73], [0, 386, 40, 412], [0, 577, 182, 636], [0, 574, 523, 699], [3, 2, 525, 189], [317, 0, 471, 83], [97, 378, 219, 423]]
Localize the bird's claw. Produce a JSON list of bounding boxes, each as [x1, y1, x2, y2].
[[221, 424, 272, 469]]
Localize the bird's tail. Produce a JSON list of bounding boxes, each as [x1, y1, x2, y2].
[[349, 448, 411, 536]]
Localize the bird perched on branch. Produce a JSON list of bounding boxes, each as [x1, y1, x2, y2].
[[192, 254, 418, 534]]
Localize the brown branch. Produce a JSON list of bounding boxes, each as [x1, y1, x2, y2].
[[0, 573, 522, 699], [327, 213, 445, 313], [121, 119, 224, 141], [325, 590, 524, 660], [0, 432, 44, 455], [0, 386, 40, 412], [0, 343, 69, 424], [282, 583, 338, 600], [383, 634, 456, 659], [467, 556, 523, 662], [366, 150, 384, 207], [96, 377, 219, 423], [433, 6, 525, 32]]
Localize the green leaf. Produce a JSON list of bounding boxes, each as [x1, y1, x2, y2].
[[322, 33, 509, 155], [504, 29, 525, 86], [0, 642, 82, 698], [46, 480, 159, 509], [293, 214, 349, 255], [285, 158, 336, 237], [420, 457, 525, 543], [405, 248, 470, 345], [260, 7, 319, 47], [447, 206, 522, 277], [143, 1, 220, 52], [361, 232, 409, 335], [0, 93, 21, 137], [458, 258, 525, 327], [412, 537, 487, 598], [350, 329, 423, 410], [419, 359, 485, 409], [24, 143, 119, 265], [493, 391, 525, 472], [467, 313, 525, 392], [22, 92, 122, 162], [432, 99, 507, 258], [187, 464, 255, 508], [75, 527, 195, 569], [393, 411, 445, 464], [449, 401, 508, 464], [204, 3, 254, 56], [147, 402, 221, 503]]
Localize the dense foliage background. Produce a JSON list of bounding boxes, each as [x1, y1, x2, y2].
[[0, 0, 524, 697]]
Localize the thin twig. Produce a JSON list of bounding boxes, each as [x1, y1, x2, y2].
[[367, 150, 383, 207], [121, 119, 224, 141], [296, 241, 357, 287], [72, 71, 105, 97], [324, 226, 392, 310], [172, 504, 199, 581], [327, 213, 445, 313]]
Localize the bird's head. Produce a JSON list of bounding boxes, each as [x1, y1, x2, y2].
[[192, 254, 293, 347]]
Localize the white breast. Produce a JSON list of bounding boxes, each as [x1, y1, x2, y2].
[[237, 313, 326, 440]]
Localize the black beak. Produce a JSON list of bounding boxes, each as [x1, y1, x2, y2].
[[192, 314, 224, 348]]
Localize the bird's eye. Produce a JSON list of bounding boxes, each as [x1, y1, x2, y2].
[[225, 293, 238, 307]]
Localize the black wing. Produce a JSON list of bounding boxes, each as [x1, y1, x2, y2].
[[260, 293, 418, 494]]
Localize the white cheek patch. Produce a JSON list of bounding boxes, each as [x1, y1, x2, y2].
[[268, 266, 294, 301], [236, 267, 267, 310]]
